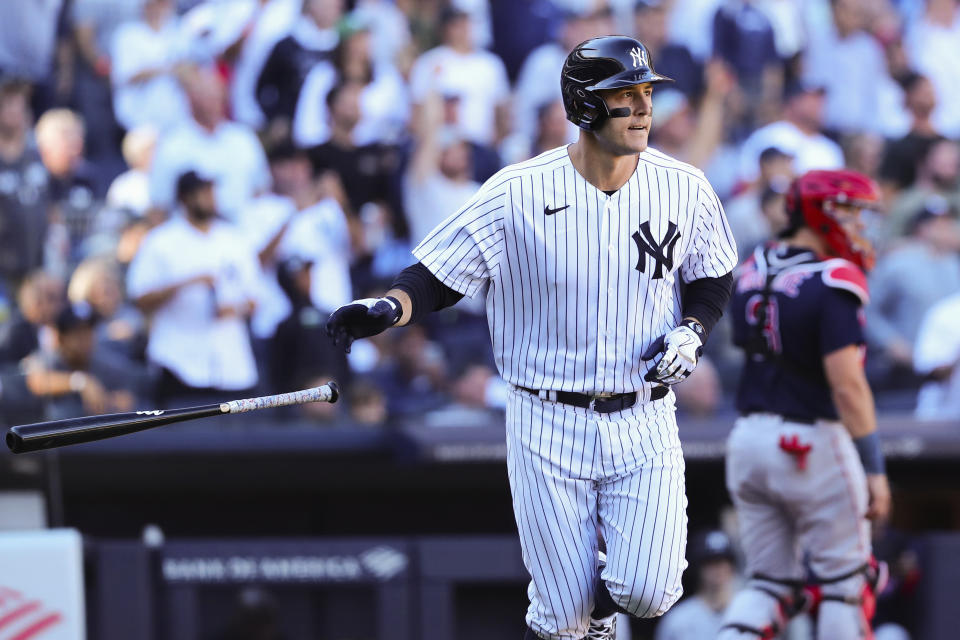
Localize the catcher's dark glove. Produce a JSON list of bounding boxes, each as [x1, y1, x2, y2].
[[325, 296, 402, 353]]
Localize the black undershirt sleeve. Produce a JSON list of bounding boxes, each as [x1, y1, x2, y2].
[[681, 272, 734, 341], [390, 262, 465, 324]]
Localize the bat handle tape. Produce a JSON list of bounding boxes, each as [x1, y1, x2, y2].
[[219, 381, 339, 414]]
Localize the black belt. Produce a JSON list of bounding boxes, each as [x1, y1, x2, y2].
[[516, 385, 668, 413]]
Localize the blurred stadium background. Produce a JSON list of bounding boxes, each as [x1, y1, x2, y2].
[[0, 0, 958, 638]]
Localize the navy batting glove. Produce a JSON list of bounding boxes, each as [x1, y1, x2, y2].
[[325, 297, 402, 353]]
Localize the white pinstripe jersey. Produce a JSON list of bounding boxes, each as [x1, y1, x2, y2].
[[412, 145, 738, 395]]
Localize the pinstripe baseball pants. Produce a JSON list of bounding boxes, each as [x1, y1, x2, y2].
[[506, 387, 688, 640]]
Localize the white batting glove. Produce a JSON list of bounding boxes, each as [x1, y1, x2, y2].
[[641, 320, 705, 385]]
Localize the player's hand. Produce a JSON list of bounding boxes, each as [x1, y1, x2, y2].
[[865, 473, 892, 522], [641, 321, 705, 385], [325, 297, 401, 353]]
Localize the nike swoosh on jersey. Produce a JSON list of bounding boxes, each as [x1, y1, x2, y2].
[[544, 204, 570, 216]]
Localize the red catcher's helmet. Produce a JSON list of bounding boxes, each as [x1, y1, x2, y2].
[[785, 169, 880, 271]]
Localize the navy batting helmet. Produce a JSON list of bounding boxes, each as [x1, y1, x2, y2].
[[561, 36, 673, 131]]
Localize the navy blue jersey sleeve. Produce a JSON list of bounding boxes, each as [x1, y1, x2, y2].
[[819, 288, 865, 356]]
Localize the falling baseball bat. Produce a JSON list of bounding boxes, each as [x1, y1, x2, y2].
[[5, 381, 340, 454]]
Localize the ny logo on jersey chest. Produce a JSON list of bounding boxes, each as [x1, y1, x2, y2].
[[632, 221, 680, 279]]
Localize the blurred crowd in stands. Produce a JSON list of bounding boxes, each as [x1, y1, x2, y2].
[[0, 0, 958, 427]]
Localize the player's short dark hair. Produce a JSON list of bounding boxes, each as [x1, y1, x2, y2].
[[898, 71, 928, 94], [265, 138, 307, 164], [55, 303, 96, 334], [759, 146, 791, 165]]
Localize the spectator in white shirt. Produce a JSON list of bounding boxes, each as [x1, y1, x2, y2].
[[403, 91, 480, 246], [149, 67, 270, 220], [109, 0, 191, 132], [256, 0, 343, 131], [408, 7, 511, 147], [106, 125, 157, 217], [230, 0, 301, 129], [737, 80, 845, 185], [804, 0, 890, 135], [914, 291, 960, 420], [293, 27, 410, 147], [349, 0, 412, 68], [905, 0, 960, 137], [128, 170, 261, 406], [243, 141, 352, 320]]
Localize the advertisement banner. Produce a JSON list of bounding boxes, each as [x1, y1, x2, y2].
[[0, 529, 85, 640]]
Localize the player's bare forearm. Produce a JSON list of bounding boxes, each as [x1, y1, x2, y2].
[[824, 345, 877, 439], [385, 288, 413, 326]]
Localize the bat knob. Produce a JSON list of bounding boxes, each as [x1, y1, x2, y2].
[[326, 381, 340, 404]]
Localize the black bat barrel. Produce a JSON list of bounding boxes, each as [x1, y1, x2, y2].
[[6, 404, 223, 454]]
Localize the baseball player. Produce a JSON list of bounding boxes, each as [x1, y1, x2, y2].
[[719, 170, 893, 640], [326, 36, 737, 640]]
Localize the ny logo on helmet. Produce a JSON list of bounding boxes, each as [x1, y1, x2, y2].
[[630, 47, 648, 69]]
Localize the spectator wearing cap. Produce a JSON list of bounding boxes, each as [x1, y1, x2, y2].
[[109, 0, 191, 133], [866, 199, 960, 391], [878, 73, 942, 194], [0, 78, 50, 288], [886, 138, 960, 241], [409, 7, 511, 148], [0, 270, 64, 366], [724, 146, 794, 262], [20, 302, 146, 420], [149, 67, 270, 220], [913, 290, 960, 420], [803, 0, 889, 136], [256, 0, 343, 131], [127, 170, 262, 407], [654, 529, 740, 640], [737, 80, 844, 185]]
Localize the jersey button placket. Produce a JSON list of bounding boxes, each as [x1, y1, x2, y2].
[[597, 197, 613, 388]]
